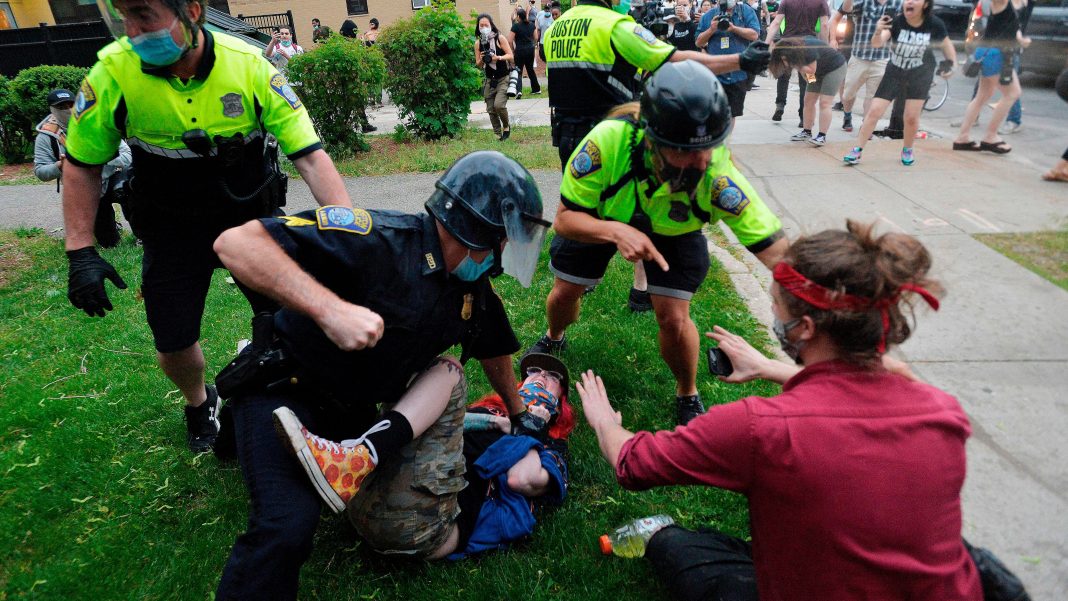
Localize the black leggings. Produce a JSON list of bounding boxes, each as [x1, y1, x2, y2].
[[645, 526, 758, 601], [513, 46, 540, 93]]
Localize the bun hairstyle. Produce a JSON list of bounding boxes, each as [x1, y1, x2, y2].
[[778, 220, 943, 365]]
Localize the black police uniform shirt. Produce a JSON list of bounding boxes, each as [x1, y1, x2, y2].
[[261, 207, 521, 406]]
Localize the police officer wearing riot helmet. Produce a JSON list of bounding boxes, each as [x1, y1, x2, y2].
[[529, 62, 788, 425], [63, 0, 352, 452], [544, 0, 771, 314], [212, 151, 549, 598]]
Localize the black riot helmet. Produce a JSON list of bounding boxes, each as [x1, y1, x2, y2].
[[426, 151, 550, 287], [640, 60, 732, 150]]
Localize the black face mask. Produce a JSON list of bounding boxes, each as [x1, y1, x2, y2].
[[652, 146, 705, 197]]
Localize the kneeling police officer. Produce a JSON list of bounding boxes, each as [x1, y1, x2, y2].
[[62, 0, 352, 452], [212, 151, 549, 599], [529, 61, 789, 425]]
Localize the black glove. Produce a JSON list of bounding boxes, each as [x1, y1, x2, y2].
[[739, 41, 771, 74], [67, 247, 127, 317], [510, 410, 549, 442]]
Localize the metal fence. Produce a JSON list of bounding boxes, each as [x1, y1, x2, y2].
[[236, 10, 297, 44], [0, 20, 110, 77]]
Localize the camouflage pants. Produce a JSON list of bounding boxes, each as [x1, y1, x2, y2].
[[347, 358, 469, 557]]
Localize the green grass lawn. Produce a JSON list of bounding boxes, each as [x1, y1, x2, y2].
[[0, 228, 779, 600], [325, 126, 558, 177], [976, 230, 1068, 292]]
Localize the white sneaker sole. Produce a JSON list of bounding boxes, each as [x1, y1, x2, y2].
[[807, 139, 826, 147], [272, 407, 347, 514]]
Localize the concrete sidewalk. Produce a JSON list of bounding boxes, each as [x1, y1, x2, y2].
[[1, 74, 1065, 598]]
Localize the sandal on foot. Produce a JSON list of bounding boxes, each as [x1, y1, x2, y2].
[[1042, 170, 1068, 182], [952, 141, 981, 151], [979, 140, 1012, 154]]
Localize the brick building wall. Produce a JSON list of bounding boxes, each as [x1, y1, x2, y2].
[[227, 0, 510, 47]]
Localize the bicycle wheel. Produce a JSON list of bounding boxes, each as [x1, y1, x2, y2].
[[924, 77, 949, 111]]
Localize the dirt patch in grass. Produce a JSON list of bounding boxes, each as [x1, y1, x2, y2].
[[976, 230, 1068, 291], [0, 235, 33, 289], [0, 163, 42, 186]]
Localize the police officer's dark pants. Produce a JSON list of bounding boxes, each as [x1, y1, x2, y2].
[[645, 525, 759, 601], [216, 389, 359, 601], [554, 117, 597, 172], [775, 70, 807, 118]]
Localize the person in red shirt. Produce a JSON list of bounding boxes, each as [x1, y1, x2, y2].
[[578, 220, 1028, 601]]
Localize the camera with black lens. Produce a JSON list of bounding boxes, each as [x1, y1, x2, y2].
[[633, 0, 680, 38], [479, 42, 494, 67], [716, 0, 735, 30]]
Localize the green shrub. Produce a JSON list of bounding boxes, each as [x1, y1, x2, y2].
[[285, 37, 386, 157], [378, 1, 482, 140], [2, 65, 88, 163]]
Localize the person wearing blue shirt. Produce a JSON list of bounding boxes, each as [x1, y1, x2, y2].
[[696, 0, 761, 125]]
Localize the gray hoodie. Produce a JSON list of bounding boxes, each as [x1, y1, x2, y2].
[[33, 114, 132, 194]]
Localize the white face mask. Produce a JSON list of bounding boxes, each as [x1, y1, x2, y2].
[[479, 26, 492, 37]]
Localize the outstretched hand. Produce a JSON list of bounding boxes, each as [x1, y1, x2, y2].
[[612, 224, 670, 272], [576, 370, 622, 428], [706, 325, 772, 383]]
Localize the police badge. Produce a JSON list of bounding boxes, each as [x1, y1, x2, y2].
[[221, 93, 244, 118]]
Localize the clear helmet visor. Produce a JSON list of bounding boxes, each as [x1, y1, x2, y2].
[[499, 199, 549, 288], [97, 0, 129, 39]]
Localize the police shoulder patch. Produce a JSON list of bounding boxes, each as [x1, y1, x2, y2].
[[711, 176, 750, 216], [568, 140, 602, 179], [634, 25, 659, 45], [316, 206, 372, 234], [269, 73, 302, 110], [73, 79, 97, 121]]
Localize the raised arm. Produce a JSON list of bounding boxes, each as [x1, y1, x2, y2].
[[213, 221, 384, 351]]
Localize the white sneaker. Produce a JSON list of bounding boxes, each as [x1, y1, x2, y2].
[[790, 130, 812, 141], [998, 122, 1022, 135], [808, 134, 826, 146]]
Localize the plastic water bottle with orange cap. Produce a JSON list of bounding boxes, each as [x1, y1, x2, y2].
[[598, 515, 675, 558]]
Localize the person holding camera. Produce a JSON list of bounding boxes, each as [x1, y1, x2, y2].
[[843, 0, 956, 166], [511, 8, 541, 95], [474, 14, 515, 141], [263, 26, 304, 71], [667, 0, 700, 51], [829, 0, 902, 133], [696, 0, 761, 124]]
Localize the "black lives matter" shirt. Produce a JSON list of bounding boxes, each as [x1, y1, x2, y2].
[[887, 14, 948, 71]]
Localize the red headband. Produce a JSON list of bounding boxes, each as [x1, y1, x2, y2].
[[772, 262, 939, 353]]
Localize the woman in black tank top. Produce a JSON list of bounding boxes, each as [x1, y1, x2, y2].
[[953, 0, 1031, 154], [474, 14, 515, 140]]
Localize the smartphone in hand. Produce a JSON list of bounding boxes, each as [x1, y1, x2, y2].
[[882, 7, 897, 20], [707, 347, 734, 377]]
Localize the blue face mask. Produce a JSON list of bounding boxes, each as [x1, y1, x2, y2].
[[520, 381, 560, 416], [613, 0, 632, 14], [452, 251, 495, 281], [129, 18, 188, 67]]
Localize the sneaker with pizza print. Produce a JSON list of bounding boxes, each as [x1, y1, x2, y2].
[[272, 406, 376, 514]]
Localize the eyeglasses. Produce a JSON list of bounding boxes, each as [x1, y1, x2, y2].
[[526, 366, 562, 383]]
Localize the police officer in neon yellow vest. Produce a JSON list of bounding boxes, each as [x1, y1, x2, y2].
[[63, 0, 353, 452], [544, 0, 772, 170], [544, 0, 771, 315], [530, 62, 788, 425]]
